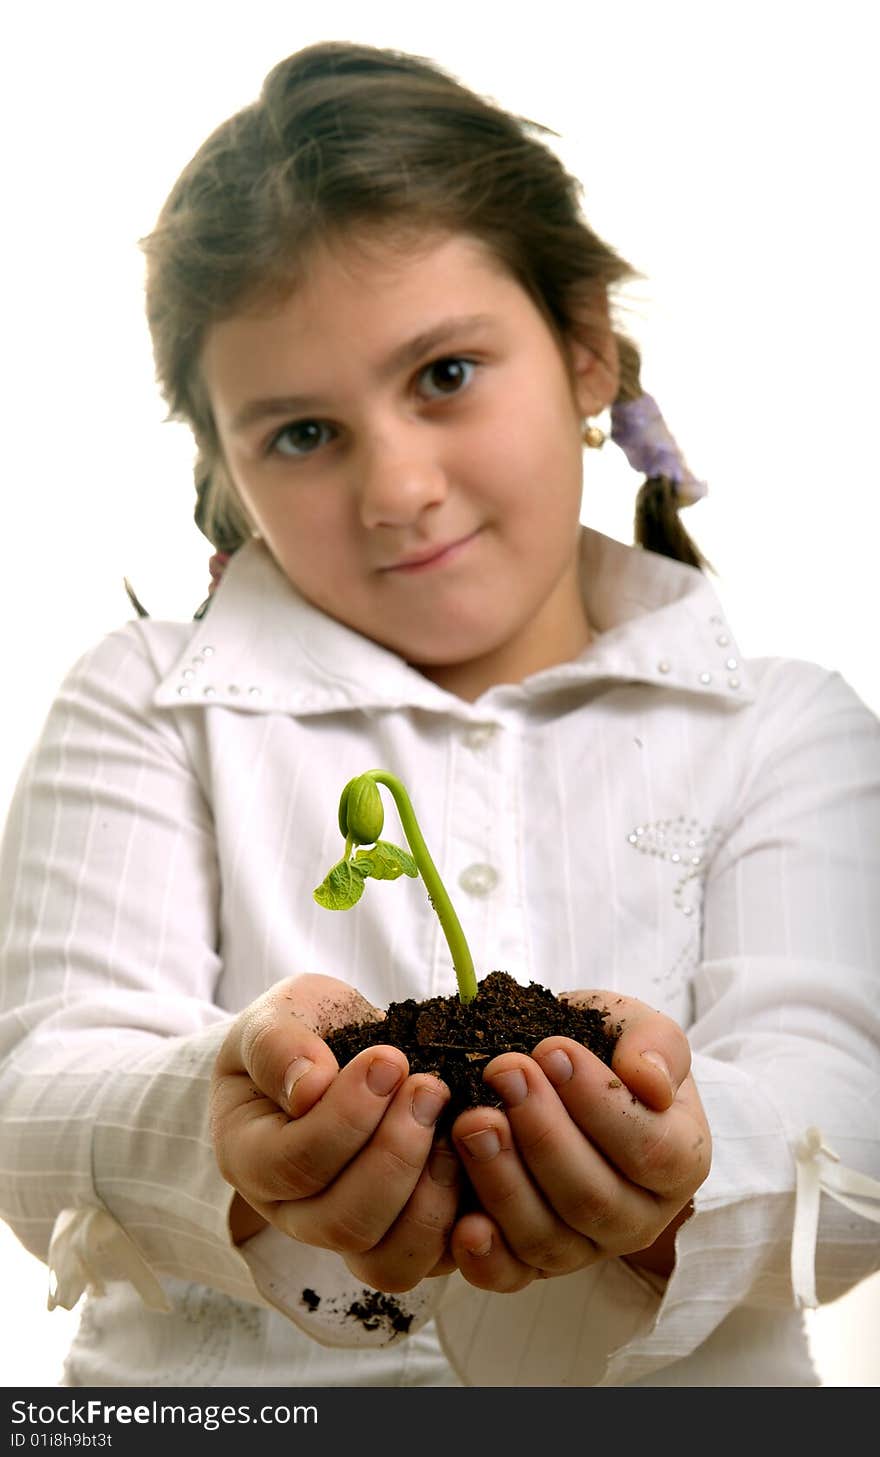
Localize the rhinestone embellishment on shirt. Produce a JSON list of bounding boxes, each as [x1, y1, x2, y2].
[[626, 816, 721, 917]]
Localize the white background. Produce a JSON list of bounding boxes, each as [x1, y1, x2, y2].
[[1, 0, 878, 1386]]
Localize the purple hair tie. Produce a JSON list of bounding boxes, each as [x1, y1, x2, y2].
[[208, 551, 231, 593], [610, 393, 707, 504]]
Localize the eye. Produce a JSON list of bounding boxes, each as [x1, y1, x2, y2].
[[269, 420, 334, 458], [418, 357, 476, 399]]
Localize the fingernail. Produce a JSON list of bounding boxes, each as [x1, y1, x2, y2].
[[282, 1056, 314, 1110], [641, 1050, 673, 1092], [411, 1083, 446, 1127], [466, 1234, 493, 1257], [428, 1148, 459, 1187], [489, 1068, 528, 1108], [461, 1127, 501, 1162], [366, 1057, 403, 1097], [538, 1048, 573, 1086]]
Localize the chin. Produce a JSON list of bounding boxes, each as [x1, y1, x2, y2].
[[402, 632, 505, 674], [396, 609, 497, 653]]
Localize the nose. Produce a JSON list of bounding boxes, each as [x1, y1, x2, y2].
[[356, 426, 448, 529]]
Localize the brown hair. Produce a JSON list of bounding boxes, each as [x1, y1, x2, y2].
[[141, 40, 706, 569]]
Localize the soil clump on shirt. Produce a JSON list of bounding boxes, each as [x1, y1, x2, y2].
[[300, 1286, 414, 1337], [325, 970, 621, 1133]]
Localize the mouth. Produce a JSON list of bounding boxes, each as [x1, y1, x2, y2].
[[379, 529, 480, 575]]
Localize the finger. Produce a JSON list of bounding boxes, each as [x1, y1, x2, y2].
[[450, 1212, 537, 1293], [562, 990, 691, 1112], [344, 1136, 463, 1292], [278, 1074, 451, 1255], [425, 1253, 459, 1278], [454, 1075, 643, 1262], [220, 1043, 410, 1205], [454, 1101, 606, 1276], [530, 1037, 711, 1201]]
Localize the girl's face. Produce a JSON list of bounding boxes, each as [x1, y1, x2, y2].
[[201, 231, 616, 700]]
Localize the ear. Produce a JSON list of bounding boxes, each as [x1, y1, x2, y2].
[[563, 291, 620, 418]]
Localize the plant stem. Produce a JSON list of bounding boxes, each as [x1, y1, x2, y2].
[[367, 769, 478, 1005]]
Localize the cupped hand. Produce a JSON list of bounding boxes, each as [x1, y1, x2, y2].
[[448, 990, 710, 1292], [209, 974, 461, 1292]]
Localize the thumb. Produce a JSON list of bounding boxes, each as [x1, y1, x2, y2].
[[215, 973, 383, 1118], [271, 972, 384, 1040], [613, 1015, 692, 1113], [562, 990, 691, 1113]]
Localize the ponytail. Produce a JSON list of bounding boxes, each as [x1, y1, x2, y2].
[[634, 476, 709, 571], [610, 335, 710, 571]]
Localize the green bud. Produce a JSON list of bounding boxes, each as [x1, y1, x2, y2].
[[338, 778, 357, 838], [341, 774, 384, 845]]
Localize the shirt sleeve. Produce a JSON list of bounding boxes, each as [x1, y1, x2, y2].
[[600, 662, 880, 1384], [0, 626, 440, 1345]]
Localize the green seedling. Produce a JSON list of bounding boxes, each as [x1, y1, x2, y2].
[[313, 769, 478, 1005]]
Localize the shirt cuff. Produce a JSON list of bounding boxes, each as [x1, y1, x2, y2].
[[434, 1259, 661, 1385], [240, 1225, 444, 1347], [599, 1051, 880, 1384]]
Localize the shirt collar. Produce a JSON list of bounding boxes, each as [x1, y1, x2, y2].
[[154, 529, 755, 717]]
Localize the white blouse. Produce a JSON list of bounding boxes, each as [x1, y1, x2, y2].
[[1, 527, 878, 1388]]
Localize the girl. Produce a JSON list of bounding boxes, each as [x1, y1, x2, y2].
[[1, 40, 878, 1389]]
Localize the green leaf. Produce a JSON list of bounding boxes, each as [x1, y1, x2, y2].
[[354, 840, 418, 881], [313, 858, 369, 910]]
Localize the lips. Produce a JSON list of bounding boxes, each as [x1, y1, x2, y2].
[[380, 530, 479, 574]]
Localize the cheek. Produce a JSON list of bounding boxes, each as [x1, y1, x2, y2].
[[493, 381, 582, 474], [248, 484, 347, 558], [502, 433, 584, 528]]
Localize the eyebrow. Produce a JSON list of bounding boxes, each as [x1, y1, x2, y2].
[[228, 314, 497, 433]]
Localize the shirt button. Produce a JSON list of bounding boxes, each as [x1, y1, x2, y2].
[[457, 863, 499, 897], [463, 724, 497, 750]]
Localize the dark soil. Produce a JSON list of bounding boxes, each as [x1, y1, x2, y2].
[[325, 969, 621, 1134], [300, 1286, 414, 1337]]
